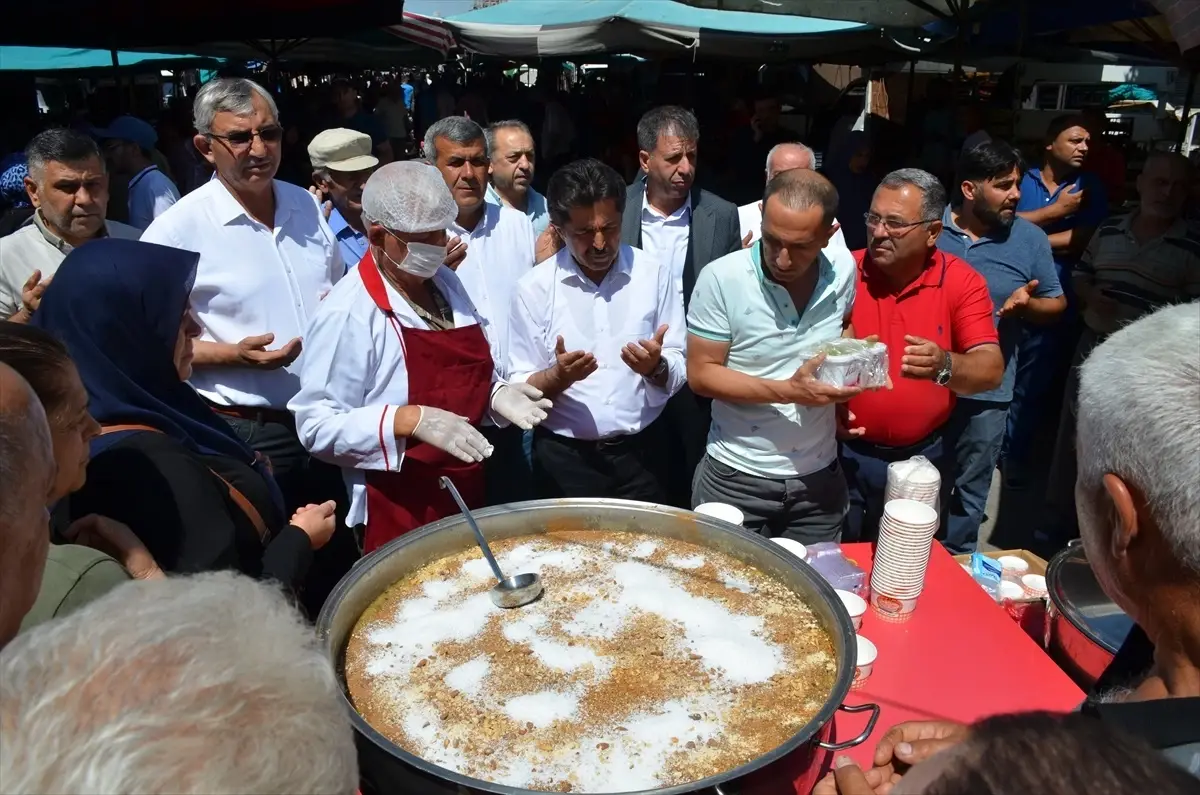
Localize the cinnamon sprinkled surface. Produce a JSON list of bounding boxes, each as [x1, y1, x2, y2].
[[344, 531, 835, 792]]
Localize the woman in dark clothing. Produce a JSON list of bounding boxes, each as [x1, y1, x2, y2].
[[30, 238, 336, 589], [0, 154, 35, 238], [821, 130, 877, 252]]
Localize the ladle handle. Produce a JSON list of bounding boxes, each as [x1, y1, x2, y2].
[[439, 476, 505, 583]]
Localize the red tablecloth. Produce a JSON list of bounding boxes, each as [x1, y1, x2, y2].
[[829, 542, 1085, 766]]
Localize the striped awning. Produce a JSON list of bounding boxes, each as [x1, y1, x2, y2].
[[387, 11, 456, 56]]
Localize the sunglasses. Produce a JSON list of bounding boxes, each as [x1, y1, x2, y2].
[[207, 125, 284, 150]]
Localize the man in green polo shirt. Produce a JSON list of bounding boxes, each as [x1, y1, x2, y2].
[[686, 169, 862, 543]]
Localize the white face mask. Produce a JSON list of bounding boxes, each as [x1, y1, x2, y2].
[[378, 228, 446, 279]]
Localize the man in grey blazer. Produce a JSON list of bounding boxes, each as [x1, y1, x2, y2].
[[621, 106, 743, 507]]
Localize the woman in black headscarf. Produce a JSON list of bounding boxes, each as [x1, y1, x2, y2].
[[821, 130, 877, 252], [30, 237, 336, 588]]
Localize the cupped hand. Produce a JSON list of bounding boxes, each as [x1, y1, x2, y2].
[[552, 335, 598, 386], [900, 336, 945, 381], [290, 500, 338, 550], [621, 324, 668, 377], [237, 333, 303, 369], [873, 719, 970, 771]]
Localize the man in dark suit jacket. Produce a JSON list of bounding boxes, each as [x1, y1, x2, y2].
[[620, 106, 742, 507]]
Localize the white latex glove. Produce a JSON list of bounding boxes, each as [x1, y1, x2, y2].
[[411, 406, 494, 463], [490, 383, 553, 430]]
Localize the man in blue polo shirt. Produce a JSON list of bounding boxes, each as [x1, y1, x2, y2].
[[687, 169, 861, 543], [938, 140, 1066, 552], [308, 128, 378, 270], [1007, 114, 1107, 486]]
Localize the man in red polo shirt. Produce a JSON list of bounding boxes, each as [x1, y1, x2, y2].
[[841, 168, 1003, 541]]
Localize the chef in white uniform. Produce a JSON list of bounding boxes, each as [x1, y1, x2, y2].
[[290, 162, 550, 553]]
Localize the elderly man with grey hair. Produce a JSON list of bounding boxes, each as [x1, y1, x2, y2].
[[738, 142, 849, 258], [0, 129, 139, 321], [0, 363, 56, 647], [291, 161, 549, 553], [0, 571, 361, 793], [424, 115, 545, 505], [484, 119, 550, 236]]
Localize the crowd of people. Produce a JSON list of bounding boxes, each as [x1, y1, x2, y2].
[[0, 71, 1197, 792]]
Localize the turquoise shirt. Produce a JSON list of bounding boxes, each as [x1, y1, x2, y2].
[[687, 243, 856, 478], [485, 183, 550, 236]]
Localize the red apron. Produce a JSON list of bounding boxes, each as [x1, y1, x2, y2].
[[358, 251, 493, 553]]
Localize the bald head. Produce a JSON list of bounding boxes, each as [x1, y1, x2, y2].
[[763, 167, 839, 226], [765, 142, 815, 182], [0, 362, 55, 647]]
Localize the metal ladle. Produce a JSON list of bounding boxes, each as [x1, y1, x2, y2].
[[439, 476, 543, 609]]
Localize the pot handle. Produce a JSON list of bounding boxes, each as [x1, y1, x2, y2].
[[815, 703, 881, 751]]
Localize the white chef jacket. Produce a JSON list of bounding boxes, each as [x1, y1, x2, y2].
[[738, 200, 851, 256], [126, 166, 180, 230], [508, 244, 686, 441], [449, 202, 536, 378], [290, 264, 500, 528], [141, 178, 344, 410], [640, 193, 691, 296]]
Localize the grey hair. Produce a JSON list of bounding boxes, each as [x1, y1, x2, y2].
[[763, 168, 839, 227], [1076, 302, 1200, 574], [0, 571, 359, 794], [485, 119, 533, 155], [765, 142, 815, 179], [636, 105, 700, 153], [423, 116, 487, 163], [877, 168, 947, 222], [25, 128, 104, 183], [192, 77, 280, 135]]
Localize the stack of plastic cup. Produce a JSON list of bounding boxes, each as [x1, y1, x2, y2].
[[884, 457, 941, 509], [870, 499, 940, 623]]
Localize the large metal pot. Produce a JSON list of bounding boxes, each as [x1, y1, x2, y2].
[[317, 499, 879, 795], [1044, 541, 1134, 690]]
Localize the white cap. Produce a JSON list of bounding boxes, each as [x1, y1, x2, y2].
[[307, 128, 378, 172], [361, 161, 457, 234]]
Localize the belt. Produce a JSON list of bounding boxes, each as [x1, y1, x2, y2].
[[535, 426, 646, 452], [207, 402, 295, 427], [846, 428, 941, 459]]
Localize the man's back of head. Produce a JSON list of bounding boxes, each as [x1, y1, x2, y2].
[[765, 142, 815, 183], [0, 362, 54, 647], [0, 571, 359, 794]]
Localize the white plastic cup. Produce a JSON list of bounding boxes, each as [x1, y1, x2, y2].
[[694, 502, 745, 526], [998, 580, 1025, 601], [836, 589, 867, 631], [852, 634, 877, 690], [997, 555, 1030, 581], [1022, 573, 1047, 598], [770, 537, 808, 561]]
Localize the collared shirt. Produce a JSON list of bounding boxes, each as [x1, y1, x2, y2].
[[737, 200, 851, 254], [290, 264, 496, 528], [508, 244, 687, 440], [847, 250, 998, 447], [1076, 213, 1200, 336], [0, 212, 139, 317], [141, 178, 344, 410], [688, 243, 856, 479], [640, 193, 692, 295], [449, 202, 537, 377], [126, 165, 180, 231], [937, 206, 1062, 402], [328, 207, 368, 271], [1017, 167, 1108, 272], [484, 182, 551, 237]]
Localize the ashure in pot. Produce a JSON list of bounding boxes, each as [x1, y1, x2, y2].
[[318, 499, 878, 795]]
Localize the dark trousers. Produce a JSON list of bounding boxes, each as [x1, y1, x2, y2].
[[223, 414, 357, 615], [662, 385, 712, 509], [840, 432, 953, 543], [532, 421, 669, 503], [482, 424, 535, 507], [944, 399, 1009, 555]]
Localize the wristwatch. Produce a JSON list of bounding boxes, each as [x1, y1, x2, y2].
[[934, 351, 953, 387], [649, 358, 669, 381]]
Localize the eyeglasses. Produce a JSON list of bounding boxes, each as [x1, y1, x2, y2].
[[207, 125, 284, 150], [863, 213, 940, 234]]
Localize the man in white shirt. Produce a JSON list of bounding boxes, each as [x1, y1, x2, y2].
[[0, 129, 139, 321], [738, 141, 849, 258], [509, 158, 686, 502], [425, 116, 540, 503], [619, 105, 743, 507], [140, 78, 348, 552], [94, 115, 181, 231], [484, 120, 550, 236], [687, 169, 862, 543]]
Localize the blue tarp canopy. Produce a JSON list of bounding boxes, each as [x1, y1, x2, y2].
[[0, 47, 221, 72], [437, 0, 890, 62]]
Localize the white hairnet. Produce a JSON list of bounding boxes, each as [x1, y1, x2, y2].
[[360, 161, 457, 233]]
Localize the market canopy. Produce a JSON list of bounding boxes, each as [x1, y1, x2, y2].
[[662, 0, 992, 27], [437, 0, 892, 62], [0, 47, 223, 72]]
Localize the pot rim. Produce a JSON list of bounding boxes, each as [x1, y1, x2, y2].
[[1045, 542, 1127, 655], [316, 498, 858, 795]]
